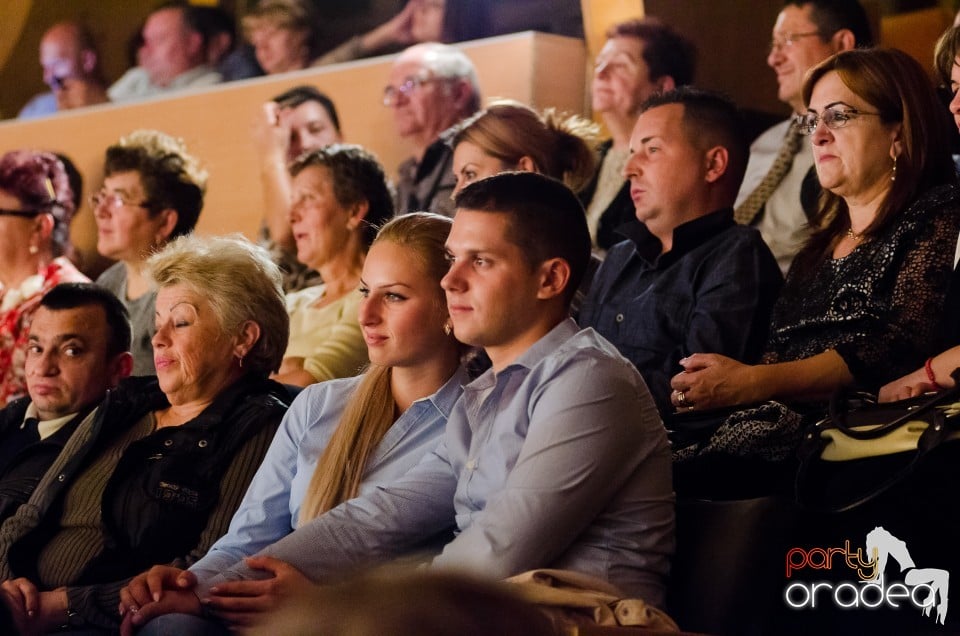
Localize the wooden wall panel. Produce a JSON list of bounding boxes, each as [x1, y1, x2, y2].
[[0, 32, 585, 274]]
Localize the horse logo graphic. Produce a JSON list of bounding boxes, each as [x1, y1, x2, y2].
[[866, 526, 949, 625]]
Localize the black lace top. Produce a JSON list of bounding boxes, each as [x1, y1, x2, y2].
[[763, 183, 960, 390]]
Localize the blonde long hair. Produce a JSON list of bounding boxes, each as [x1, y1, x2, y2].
[[298, 213, 453, 523]]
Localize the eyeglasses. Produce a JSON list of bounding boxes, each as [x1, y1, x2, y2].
[[769, 31, 823, 53], [90, 191, 151, 211], [795, 107, 882, 135], [0, 208, 44, 218], [382, 71, 436, 107]]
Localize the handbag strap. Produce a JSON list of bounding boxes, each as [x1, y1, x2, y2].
[[796, 368, 960, 513], [827, 368, 960, 439]]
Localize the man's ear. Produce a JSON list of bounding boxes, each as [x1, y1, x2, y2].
[[831, 28, 856, 53], [80, 50, 98, 75], [185, 30, 205, 63], [535, 257, 571, 301], [109, 352, 134, 385], [703, 145, 729, 184], [451, 79, 475, 115], [655, 75, 676, 93]]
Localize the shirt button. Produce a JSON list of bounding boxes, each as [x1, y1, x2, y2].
[[163, 439, 174, 447], [615, 313, 624, 323], [198, 440, 208, 448], [465, 459, 477, 471], [58, 474, 66, 482]]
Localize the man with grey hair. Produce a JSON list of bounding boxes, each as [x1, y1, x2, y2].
[[383, 42, 481, 216]]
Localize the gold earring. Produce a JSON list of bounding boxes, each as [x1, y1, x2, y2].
[[28, 245, 38, 255], [443, 319, 453, 336], [891, 155, 897, 182]]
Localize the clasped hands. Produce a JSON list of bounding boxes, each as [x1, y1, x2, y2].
[[669, 353, 761, 412], [117, 556, 310, 635]]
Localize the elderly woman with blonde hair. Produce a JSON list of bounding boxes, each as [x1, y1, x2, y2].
[[0, 234, 290, 634], [120, 213, 468, 634]]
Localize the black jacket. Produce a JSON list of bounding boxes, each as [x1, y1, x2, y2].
[[0, 398, 90, 524], [0, 374, 289, 628]]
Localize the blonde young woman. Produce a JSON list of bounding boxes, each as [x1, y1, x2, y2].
[[120, 213, 466, 632]]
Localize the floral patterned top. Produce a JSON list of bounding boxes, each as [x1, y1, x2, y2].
[[0, 258, 89, 406]]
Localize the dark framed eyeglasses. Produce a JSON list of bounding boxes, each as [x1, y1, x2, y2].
[[795, 107, 882, 136], [0, 208, 45, 218]]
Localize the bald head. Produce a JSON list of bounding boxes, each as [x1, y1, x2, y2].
[[39, 22, 98, 89]]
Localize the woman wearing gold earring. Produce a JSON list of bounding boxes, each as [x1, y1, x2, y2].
[[0, 150, 87, 406], [120, 213, 469, 631]]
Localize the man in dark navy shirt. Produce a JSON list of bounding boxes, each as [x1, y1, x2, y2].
[[579, 87, 782, 416]]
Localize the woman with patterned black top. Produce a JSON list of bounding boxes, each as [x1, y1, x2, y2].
[[668, 49, 960, 471]]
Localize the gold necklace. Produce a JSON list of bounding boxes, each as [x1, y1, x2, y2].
[[846, 228, 864, 242]]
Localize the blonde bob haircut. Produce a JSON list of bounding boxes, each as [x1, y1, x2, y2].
[[448, 99, 600, 193], [299, 212, 453, 522], [146, 234, 289, 377]]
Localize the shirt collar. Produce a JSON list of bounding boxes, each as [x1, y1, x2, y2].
[[24, 401, 80, 440], [416, 365, 471, 418], [468, 318, 580, 390], [620, 208, 736, 265]]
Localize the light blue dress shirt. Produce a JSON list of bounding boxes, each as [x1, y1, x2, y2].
[[190, 368, 466, 585], [200, 319, 674, 607]]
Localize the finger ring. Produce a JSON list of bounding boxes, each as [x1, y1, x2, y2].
[[677, 391, 689, 407]]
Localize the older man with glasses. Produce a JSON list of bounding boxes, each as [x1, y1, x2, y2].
[[383, 42, 481, 217], [734, 0, 871, 273]]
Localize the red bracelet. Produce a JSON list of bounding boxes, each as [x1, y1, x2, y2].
[[925, 357, 946, 390]]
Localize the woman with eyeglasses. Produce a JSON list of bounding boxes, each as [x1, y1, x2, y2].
[[93, 130, 207, 376], [0, 150, 88, 406], [667, 48, 960, 495]]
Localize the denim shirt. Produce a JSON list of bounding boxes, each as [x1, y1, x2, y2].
[[190, 369, 466, 586], [204, 319, 674, 608], [579, 209, 783, 415]]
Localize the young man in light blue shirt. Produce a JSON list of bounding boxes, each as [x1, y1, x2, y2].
[[120, 172, 674, 633]]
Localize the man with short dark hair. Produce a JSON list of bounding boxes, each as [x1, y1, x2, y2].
[[582, 18, 697, 250], [0, 283, 132, 523], [384, 42, 481, 217], [119, 172, 674, 632], [735, 0, 871, 271], [107, 3, 222, 102], [580, 87, 783, 416]]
